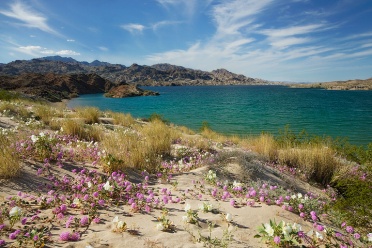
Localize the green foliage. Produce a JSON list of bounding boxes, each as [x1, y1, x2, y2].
[[148, 112, 169, 124], [0, 89, 20, 101], [332, 164, 372, 231], [200, 121, 211, 132]]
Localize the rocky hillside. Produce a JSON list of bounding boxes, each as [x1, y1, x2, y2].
[[0, 56, 272, 86], [0, 73, 157, 102], [290, 78, 372, 90]]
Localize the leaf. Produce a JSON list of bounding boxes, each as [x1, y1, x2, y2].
[[254, 234, 261, 238]]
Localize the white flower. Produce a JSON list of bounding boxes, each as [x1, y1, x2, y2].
[[207, 203, 213, 212], [31, 135, 38, 143], [73, 198, 81, 207], [39, 132, 45, 137], [233, 180, 242, 188], [184, 203, 191, 212], [291, 194, 296, 199], [9, 206, 22, 217], [367, 233, 372, 242], [264, 223, 274, 237], [225, 213, 232, 222], [315, 231, 323, 240], [112, 216, 119, 223], [117, 220, 125, 229], [297, 193, 303, 198], [182, 215, 188, 222], [283, 225, 292, 236], [292, 223, 302, 231], [87, 181, 92, 188], [103, 181, 113, 192], [156, 222, 164, 231]]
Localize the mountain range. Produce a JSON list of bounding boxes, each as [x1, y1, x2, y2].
[[0, 56, 273, 86]]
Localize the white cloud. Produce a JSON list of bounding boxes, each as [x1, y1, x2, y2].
[[67, 39, 75, 42], [211, 0, 273, 38], [121, 23, 146, 34], [55, 50, 80, 56], [15, 45, 80, 56], [0, 1, 58, 35], [157, 0, 212, 18], [151, 20, 182, 31], [98, 46, 109, 51], [259, 24, 323, 37]]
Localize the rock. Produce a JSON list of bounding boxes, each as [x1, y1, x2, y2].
[[105, 84, 159, 98]]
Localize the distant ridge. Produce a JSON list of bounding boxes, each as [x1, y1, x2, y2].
[[0, 56, 275, 86]]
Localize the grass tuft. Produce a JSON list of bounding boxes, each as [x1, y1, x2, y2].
[[0, 133, 21, 178]]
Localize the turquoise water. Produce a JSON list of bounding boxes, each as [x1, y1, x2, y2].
[[68, 86, 372, 145]]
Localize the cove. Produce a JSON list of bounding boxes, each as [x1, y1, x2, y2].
[[68, 85, 372, 146]]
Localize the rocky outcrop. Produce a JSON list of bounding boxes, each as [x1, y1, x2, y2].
[[0, 73, 159, 102], [105, 84, 159, 98], [0, 57, 275, 86]]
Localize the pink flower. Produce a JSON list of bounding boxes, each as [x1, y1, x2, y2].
[[298, 204, 304, 210], [69, 232, 80, 241], [316, 225, 324, 232], [346, 226, 354, 234], [299, 212, 305, 218], [274, 236, 281, 244], [353, 233, 360, 239], [9, 232, 17, 240], [80, 216, 89, 226], [0, 240, 6, 246], [60, 231, 70, 241], [230, 199, 235, 206], [93, 217, 100, 224], [21, 217, 28, 225]]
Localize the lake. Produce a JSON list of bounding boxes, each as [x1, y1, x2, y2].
[[68, 85, 372, 146]]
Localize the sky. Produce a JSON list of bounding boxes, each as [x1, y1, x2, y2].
[[0, 0, 372, 82]]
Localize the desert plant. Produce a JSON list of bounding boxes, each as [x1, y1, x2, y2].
[[108, 111, 136, 127], [74, 107, 101, 124], [278, 145, 341, 185], [248, 133, 278, 161], [0, 133, 21, 178]]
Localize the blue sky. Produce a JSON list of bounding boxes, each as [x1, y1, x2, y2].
[[0, 0, 371, 82]]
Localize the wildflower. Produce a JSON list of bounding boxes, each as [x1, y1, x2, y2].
[[292, 223, 302, 231], [353, 233, 360, 239], [117, 220, 125, 229], [315, 231, 323, 240], [0, 240, 5, 246], [69, 232, 80, 241], [299, 212, 305, 218], [31, 135, 38, 143], [316, 224, 324, 232], [367, 233, 372, 242], [72, 198, 81, 207], [21, 217, 27, 225], [346, 226, 354, 234], [9, 206, 22, 217], [184, 203, 191, 212], [264, 223, 274, 236], [225, 213, 232, 222], [282, 225, 292, 236], [156, 222, 164, 231], [9, 232, 17, 240], [230, 199, 235, 207], [93, 217, 100, 224], [182, 215, 188, 222], [103, 181, 113, 192], [274, 236, 281, 244], [80, 216, 89, 226]]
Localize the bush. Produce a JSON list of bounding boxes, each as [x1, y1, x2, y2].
[[75, 107, 101, 124], [332, 164, 372, 231], [248, 133, 278, 161], [0, 133, 21, 178], [0, 89, 20, 101]]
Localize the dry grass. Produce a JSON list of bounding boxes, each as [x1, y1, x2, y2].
[[59, 119, 104, 141], [278, 145, 341, 185], [74, 107, 101, 124], [107, 111, 135, 127], [33, 104, 64, 125], [0, 101, 32, 120], [245, 134, 278, 161], [0, 133, 21, 178], [101, 120, 178, 172]]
